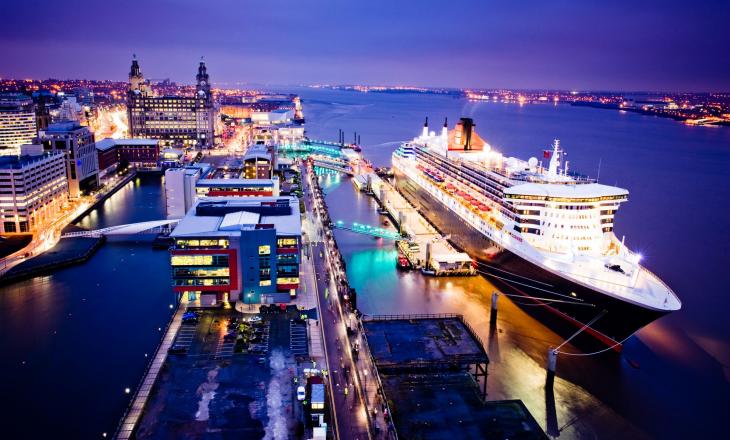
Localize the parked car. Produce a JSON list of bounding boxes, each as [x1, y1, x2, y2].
[[168, 344, 187, 355], [297, 386, 306, 401]]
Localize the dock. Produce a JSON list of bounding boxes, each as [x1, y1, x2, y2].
[[0, 236, 105, 285], [361, 314, 547, 440], [357, 172, 475, 276]]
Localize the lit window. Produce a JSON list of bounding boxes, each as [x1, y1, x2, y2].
[[259, 280, 271, 287], [258, 245, 271, 255]]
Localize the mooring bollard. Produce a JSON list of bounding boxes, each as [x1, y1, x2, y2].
[[490, 291, 499, 326], [547, 348, 558, 374]]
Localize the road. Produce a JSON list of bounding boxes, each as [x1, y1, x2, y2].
[[301, 162, 372, 440]]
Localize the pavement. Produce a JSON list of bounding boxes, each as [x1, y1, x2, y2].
[[302, 162, 392, 440]]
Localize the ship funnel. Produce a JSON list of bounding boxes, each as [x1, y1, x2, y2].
[[460, 117, 475, 150]]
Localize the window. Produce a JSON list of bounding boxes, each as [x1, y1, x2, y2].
[[277, 238, 297, 246], [258, 245, 271, 255], [171, 255, 213, 266], [277, 277, 299, 285], [259, 280, 271, 287]]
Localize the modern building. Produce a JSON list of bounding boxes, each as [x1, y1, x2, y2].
[[169, 197, 301, 306], [39, 121, 100, 198], [243, 145, 273, 179], [164, 166, 204, 219], [0, 148, 68, 234], [195, 177, 280, 197], [126, 57, 216, 149], [0, 93, 37, 156], [96, 138, 160, 177]]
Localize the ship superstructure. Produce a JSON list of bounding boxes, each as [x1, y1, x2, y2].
[[392, 117, 681, 346]]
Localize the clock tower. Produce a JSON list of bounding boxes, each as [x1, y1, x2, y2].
[[196, 57, 211, 99]]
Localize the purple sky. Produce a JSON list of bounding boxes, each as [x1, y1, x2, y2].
[[1, 0, 727, 91]]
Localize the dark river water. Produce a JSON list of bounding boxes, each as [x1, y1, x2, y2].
[[0, 89, 728, 439], [0, 174, 174, 439], [291, 88, 730, 439]]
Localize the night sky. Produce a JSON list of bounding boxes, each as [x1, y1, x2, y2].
[[1, 0, 727, 91]]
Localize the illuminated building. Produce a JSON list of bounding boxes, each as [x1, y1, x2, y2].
[[243, 145, 273, 179], [126, 57, 216, 149], [39, 121, 99, 198], [0, 147, 67, 233], [0, 93, 37, 156], [195, 177, 280, 198], [95, 138, 160, 177], [169, 197, 301, 306]]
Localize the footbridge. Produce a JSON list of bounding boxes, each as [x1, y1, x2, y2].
[[311, 156, 355, 175], [333, 220, 403, 240], [61, 219, 180, 239]]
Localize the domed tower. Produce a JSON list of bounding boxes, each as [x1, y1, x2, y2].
[[196, 57, 211, 99]]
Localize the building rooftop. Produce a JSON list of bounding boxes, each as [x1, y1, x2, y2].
[[44, 121, 86, 133], [95, 138, 158, 151], [363, 315, 488, 369], [0, 152, 64, 169], [170, 196, 301, 238]]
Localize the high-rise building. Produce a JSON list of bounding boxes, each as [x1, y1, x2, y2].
[[126, 57, 216, 149], [39, 121, 99, 198], [0, 93, 37, 156], [0, 148, 68, 234]]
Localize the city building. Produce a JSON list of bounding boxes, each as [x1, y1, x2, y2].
[[243, 145, 273, 179], [169, 197, 301, 306], [195, 177, 280, 197], [0, 93, 37, 156], [126, 57, 216, 149], [251, 108, 295, 125], [95, 138, 160, 177], [164, 166, 204, 219], [0, 147, 68, 234], [39, 121, 99, 198], [35, 94, 51, 132]]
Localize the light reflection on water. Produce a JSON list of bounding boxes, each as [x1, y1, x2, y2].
[[294, 87, 729, 439]]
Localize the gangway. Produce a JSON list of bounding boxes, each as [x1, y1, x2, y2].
[[61, 219, 180, 238], [333, 220, 403, 240]]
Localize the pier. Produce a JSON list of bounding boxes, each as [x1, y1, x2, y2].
[[356, 172, 474, 276]]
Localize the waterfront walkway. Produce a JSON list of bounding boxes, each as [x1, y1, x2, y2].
[[0, 170, 138, 276], [302, 163, 373, 440], [114, 304, 184, 440]]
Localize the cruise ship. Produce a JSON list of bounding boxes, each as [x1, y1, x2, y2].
[[392, 118, 681, 348]]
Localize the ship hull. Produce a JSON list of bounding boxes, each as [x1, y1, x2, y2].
[[393, 169, 668, 349]]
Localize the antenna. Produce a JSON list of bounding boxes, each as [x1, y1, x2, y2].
[[596, 158, 602, 182]]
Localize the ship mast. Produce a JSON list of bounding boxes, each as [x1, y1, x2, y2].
[[547, 139, 562, 178]]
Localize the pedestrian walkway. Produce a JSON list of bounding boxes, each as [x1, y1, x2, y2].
[[115, 304, 185, 440]]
